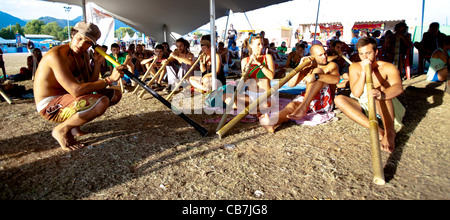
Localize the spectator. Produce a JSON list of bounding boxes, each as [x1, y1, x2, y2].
[[414, 22, 447, 75]]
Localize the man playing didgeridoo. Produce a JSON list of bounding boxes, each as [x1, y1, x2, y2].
[[259, 44, 340, 133], [34, 21, 125, 151], [334, 37, 405, 153]]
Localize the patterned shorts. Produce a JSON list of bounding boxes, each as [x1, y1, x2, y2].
[[292, 85, 333, 113], [38, 89, 115, 123]]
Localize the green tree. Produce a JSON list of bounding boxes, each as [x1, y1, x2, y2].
[[24, 19, 45, 34], [0, 23, 24, 39], [57, 26, 71, 41], [115, 27, 135, 40], [41, 22, 63, 37]]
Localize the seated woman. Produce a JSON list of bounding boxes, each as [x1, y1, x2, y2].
[[286, 43, 305, 70], [427, 35, 450, 83], [189, 35, 226, 92], [224, 33, 276, 115]]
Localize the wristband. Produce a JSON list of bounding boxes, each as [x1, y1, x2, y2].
[[259, 64, 265, 69], [102, 77, 112, 87]]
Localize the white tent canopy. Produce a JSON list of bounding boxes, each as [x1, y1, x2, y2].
[[44, 0, 291, 43], [121, 32, 131, 42]]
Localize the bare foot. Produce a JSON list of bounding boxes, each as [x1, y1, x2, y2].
[[380, 133, 395, 153], [259, 114, 280, 133], [286, 107, 307, 121], [71, 127, 88, 137], [52, 127, 86, 151]]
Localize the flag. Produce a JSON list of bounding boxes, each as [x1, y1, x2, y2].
[[86, 2, 115, 52]]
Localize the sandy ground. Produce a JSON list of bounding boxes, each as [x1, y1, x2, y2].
[[0, 52, 449, 201]]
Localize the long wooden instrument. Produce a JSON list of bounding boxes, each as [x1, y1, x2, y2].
[[216, 58, 314, 139], [94, 45, 208, 137], [365, 64, 385, 185], [0, 87, 13, 104], [138, 55, 173, 99], [166, 52, 204, 100], [216, 58, 254, 132], [132, 56, 158, 94]]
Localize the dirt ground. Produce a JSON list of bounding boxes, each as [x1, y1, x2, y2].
[[0, 52, 449, 200]]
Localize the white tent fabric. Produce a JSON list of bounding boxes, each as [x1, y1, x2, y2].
[[43, 0, 291, 42], [121, 33, 131, 42]]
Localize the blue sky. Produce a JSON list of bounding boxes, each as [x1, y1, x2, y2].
[[1, 0, 83, 20]]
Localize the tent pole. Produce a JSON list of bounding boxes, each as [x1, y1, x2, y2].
[[210, 0, 217, 91], [82, 0, 86, 21], [314, 0, 321, 43], [163, 24, 168, 42], [223, 10, 230, 46], [421, 0, 425, 41], [244, 12, 254, 31]]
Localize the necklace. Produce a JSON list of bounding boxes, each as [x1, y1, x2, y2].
[[71, 50, 89, 83]]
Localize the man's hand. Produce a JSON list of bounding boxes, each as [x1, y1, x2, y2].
[[110, 65, 126, 82], [304, 73, 316, 84], [93, 50, 106, 64], [370, 88, 385, 100]]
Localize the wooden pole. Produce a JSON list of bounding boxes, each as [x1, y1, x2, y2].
[[138, 55, 172, 99], [132, 56, 158, 95], [365, 64, 385, 186], [94, 45, 208, 137], [215, 58, 254, 132], [216, 58, 314, 139], [0, 87, 13, 104], [166, 52, 204, 100]]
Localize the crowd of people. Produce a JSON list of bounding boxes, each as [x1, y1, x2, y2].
[[3, 20, 445, 153]]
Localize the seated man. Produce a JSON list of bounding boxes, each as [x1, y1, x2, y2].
[[414, 22, 447, 75], [334, 37, 405, 153], [141, 44, 171, 88], [107, 43, 135, 86], [33, 21, 125, 151], [228, 42, 240, 60], [277, 41, 288, 59], [164, 38, 194, 93], [259, 44, 340, 133], [426, 35, 450, 83]]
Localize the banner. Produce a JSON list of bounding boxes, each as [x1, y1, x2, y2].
[[86, 2, 115, 53]]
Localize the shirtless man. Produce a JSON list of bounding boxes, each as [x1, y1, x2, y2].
[[34, 22, 125, 151], [334, 37, 404, 153], [260, 44, 340, 132], [164, 38, 194, 93]]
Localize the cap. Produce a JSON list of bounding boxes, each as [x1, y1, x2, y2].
[[73, 21, 101, 43]]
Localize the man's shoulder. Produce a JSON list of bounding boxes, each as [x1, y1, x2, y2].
[[42, 44, 67, 61]]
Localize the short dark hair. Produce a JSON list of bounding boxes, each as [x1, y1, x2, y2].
[[111, 43, 120, 49], [154, 44, 164, 50], [356, 37, 378, 52], [201, 35, 211, 42]]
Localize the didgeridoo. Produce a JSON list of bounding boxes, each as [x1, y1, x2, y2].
[[138, 55, 173, 99], [216, 58, 254, 132], [94, 45, 208, 137], [216, 57, 314, 139], [132, 56, 158, 95], [0, 87, 12, 104], [166, 52, 204, 100], [364, 64, 385, 185]]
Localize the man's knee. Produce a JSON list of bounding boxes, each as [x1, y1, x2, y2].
[[110, 90, 122, 106], [92, 97, 110, 116]]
